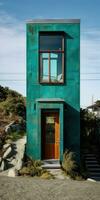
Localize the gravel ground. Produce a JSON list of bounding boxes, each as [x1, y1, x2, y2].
[[0, 176, 100, 200]]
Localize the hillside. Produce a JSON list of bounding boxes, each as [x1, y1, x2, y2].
[[0, 85, 26, 137]]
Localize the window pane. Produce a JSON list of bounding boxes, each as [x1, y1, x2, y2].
[[57, 53, 63, 82], [46, 116, 55, 144], [42, 53, 49, 58], [51, 53, 58, 58], [40, 35, 63, 51], [42, 59, 49, 80], [50, 53, 63, 82], [40, 52, 64, 83], [50, 59, 57, 81], [40, 53, 49, 81]]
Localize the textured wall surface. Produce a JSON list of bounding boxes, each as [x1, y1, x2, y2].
[[26, 21, 80, 162]]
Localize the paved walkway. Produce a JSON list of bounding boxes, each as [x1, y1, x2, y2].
[[0, 176, 100, 200]]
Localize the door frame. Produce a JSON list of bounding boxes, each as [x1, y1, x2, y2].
[[41, 110, 60, 160], [36, 101, 64, 161]]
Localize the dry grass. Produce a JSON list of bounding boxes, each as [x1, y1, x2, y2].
[[19, 158, 53, 179], [61, 150, 85, 180], [40, 171, 54, 179], [62, 150, 76, 175]]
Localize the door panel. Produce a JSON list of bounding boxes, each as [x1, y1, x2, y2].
[[55, 114, 60, 159], [42, 112, 59, 159]]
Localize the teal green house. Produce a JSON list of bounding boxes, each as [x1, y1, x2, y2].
[[26, 19, 80, 162]]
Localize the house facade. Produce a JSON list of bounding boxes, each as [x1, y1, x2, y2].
[[26, 19, 80, 162]]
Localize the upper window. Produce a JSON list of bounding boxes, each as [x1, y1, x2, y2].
[[39, 32, 64, 84]]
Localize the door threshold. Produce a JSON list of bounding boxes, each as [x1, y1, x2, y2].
[[42, 159, 60, 169]]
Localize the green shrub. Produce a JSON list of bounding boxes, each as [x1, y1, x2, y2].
[[0, 85, 26, 119]]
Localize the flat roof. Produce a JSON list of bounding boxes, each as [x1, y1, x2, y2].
[[26, 19, 80, 24]]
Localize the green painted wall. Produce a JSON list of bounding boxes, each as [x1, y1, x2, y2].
[[26, 21, 80, 162]]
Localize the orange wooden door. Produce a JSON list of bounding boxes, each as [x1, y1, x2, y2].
[[42, 112, 60, 159]]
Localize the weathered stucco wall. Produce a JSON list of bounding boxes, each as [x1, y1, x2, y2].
[[26, 20, 80, 162]]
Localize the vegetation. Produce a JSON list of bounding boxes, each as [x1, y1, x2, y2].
[[80, 108, 100, 149], [0, 85, 26, 149], [19, 158, 54, 179], [62, 150, 76, 175], [61, 150, 85, 180], [0, 85, 26, 119], [5, 130, 26, 142]]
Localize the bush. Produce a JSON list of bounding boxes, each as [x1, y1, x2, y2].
[[19, 158, 54, 179], [0, 85, 26, 119], [40, 171, 54, 179], [61, 150, 86, 180], [19, 158, 44, 177], [62, 150, 76, 175]]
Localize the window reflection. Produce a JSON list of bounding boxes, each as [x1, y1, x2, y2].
[[46, 116, 55, 144], [40, 53, 63, 82], [40, 35, 63, 51], [39, 33, 64, 83]]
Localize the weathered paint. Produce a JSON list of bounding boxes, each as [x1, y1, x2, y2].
[[26, 20, 80, 162]]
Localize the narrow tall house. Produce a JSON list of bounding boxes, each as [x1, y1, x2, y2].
[[26, 19, 80, 162]]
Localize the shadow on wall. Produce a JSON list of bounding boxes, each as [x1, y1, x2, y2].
[[64, 102, 80, 162]]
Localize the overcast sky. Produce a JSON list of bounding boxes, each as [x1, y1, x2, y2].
[[0, 0, 100, 108]]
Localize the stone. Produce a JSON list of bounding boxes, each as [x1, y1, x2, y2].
[[0, 169, 9, 176], [3, 146, 12, 159], [3, 144, 10, 150], [5, 121, 15, 133], [14, 136, 26, 170], [5, 121, 25, 134], [8, 168, 18, 177], [0, 138, 3, 149], [0, 157, 2, 163], [0, 136, 26, 174], [87, 178, 96, 182], [0, 168, 18, 177], [0, 160, 5, 171]]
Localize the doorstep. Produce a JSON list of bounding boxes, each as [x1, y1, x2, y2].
[[42, 159, 60, 169]]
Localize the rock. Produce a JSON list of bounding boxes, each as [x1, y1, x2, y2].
[[5, 121, 25, 134], [3, 143, 10, 149], [14, 136, 26, 170], [0, 157, 2, 163], [8, 168, 18, 177], [5, 139, 12, 144], [3, 146, 12, 159], [0, 169, 9, 176], [0, 136, 26, 174], [87, 178, 96, 182], [5, 121, 15, 134], [0, 160, 5, 171], [0, 138, 3, 149], [0, 168, 18, 177]]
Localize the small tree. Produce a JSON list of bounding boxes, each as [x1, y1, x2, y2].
[[80, 108, 97, 148]]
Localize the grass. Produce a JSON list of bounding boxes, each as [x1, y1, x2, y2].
[[40, 171, 54, 179], [19, 158, 54, 179], [61, 149, 85, 180], [62, 150, 76, 175]]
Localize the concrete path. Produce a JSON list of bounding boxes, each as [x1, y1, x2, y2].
[[0, 176, 100, 200]]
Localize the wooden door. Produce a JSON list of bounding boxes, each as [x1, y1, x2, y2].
[[42, 112, 60, 159]]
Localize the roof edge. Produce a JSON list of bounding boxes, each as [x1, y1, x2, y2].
[[26, 19, 80, 24]]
